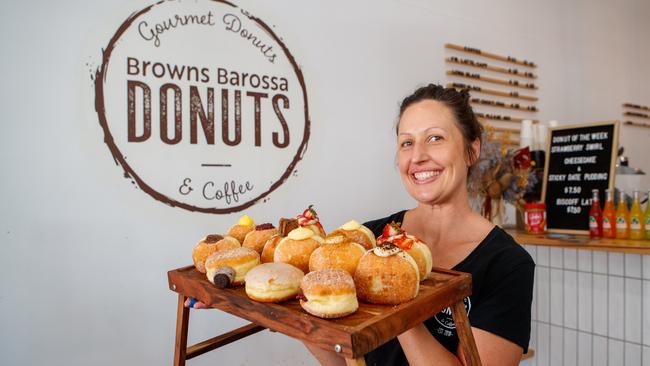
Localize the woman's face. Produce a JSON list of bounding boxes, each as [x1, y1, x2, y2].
[[397, 100, 473, 205]]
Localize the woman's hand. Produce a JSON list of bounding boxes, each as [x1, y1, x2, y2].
[[184, 297, 207, 309]]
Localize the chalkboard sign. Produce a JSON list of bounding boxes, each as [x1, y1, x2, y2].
[[541, 121, 619, 234]]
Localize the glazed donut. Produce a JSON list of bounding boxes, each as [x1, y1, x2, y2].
[[300, 269, 358, 318], [309, 234, 366, 275], [353, 242, 419, 305], [192, 234, 240, 273], [205, 247, 260, 286], [274, 227, 324, 273], [227, 215, 256, 243], [245, 262, 304, 302], [328, 220, 376, 250], [242, 224, 279, 254]]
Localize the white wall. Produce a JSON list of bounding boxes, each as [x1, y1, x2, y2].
[[1, 1, 649, 365]]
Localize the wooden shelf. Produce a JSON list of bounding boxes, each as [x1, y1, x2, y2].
[[508, 230, 650, 254]]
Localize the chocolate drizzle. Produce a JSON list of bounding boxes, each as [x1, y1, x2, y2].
[[205, 234, 224, 243]]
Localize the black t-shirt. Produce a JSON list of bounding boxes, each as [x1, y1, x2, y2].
[[363, 210, 535, 366]]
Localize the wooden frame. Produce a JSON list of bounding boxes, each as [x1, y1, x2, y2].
[[168, 266, 482, 366], [541, 121, 620, 235]]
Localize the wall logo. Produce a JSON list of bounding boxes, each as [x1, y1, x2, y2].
[[95, 0, 310, 213]]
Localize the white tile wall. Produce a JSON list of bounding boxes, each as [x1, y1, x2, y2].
[[578, 249, 592, 272], [550, 269, 564, 326], [609, 252, 625, 276], [563, 328, 577, 366], [626, 343, 642, 366], [593, 274, 609, 336], [642, 281, 650, 348], [609, 276, 625, 340], [643, 256, 650, 280], [526, 246, 650, 366], [537, 246, 549, 266], [609, 339, 624, 366], [564, 270, 578, 329], [626, 254, 642, 278], [593, 335, 608, 366], [537, 267, 550, 323], [594, 251, 608, 274], [625, 278, 642, 343], [537, 322, 550, 366], [577, 272, 593, 332], [564, 249, 577, 270], [577, 332, 592, 366], [550, 325, 563, 366], [550, 247, 563, 268]]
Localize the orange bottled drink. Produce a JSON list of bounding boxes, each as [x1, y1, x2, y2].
[[615, 190, 630, 239], [629, 190, 645, 240], [588, 189, 603, 238], [602, 189, 616, 238]]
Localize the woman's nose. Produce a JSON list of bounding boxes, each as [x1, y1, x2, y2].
[[411, 141, 429, 163]]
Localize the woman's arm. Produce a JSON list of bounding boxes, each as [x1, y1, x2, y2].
[[397, 323, 462, 366], [397, 324, 522, 366]]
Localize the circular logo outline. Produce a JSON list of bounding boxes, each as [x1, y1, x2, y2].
[[94, 0, 310, 214]]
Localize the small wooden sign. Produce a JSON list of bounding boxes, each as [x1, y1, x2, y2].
[[541, 121, 619, 234]]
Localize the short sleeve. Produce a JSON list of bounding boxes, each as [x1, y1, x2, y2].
[[468, 261, 535, 352]]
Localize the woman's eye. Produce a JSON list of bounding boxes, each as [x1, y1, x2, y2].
[[427, 135, 442, 142], [400, 140, 413, 148]]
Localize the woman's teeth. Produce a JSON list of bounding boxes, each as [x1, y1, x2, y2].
[[413, 171, 440, 181]]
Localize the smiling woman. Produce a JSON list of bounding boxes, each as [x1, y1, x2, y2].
[[304, 84, 534, 366]]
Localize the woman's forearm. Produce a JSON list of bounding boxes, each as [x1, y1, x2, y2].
[[397, 323, 463, 366]]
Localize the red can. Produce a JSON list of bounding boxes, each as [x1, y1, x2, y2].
[[525, 203, 546, 233]]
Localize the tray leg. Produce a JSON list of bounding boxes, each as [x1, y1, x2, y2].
[[451, 300, 482, 366], [173, 294, 190, 366], [344, 357, 367, 366]]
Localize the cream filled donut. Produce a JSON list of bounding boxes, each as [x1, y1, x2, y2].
[[353, 242, 419, 305], [377, 222, 432, 281], [261, 218, 300, 263], [205, 247, 260, 286], [192, 234, 240, 273], [309, 234, 366, 275], [328, 220, 376, 250], [245, 262, 304, 302], [300, 269, 358, 318], [227, 215, 256, 244], [274, 227, 324, 273], [295, 205, 326, 237], [242, 223, 279, 254]]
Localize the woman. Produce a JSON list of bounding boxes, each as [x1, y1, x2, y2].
[[306, 84, 534, 366]]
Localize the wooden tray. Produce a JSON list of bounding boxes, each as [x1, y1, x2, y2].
[[168, 265, 473, 359]]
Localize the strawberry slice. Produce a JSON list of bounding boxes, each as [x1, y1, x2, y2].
[[381, 222, 403, 238]]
